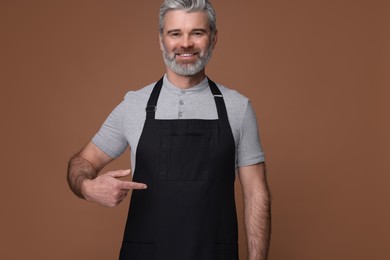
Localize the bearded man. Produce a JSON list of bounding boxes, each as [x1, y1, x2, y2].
[[67, 0, 271, 259]]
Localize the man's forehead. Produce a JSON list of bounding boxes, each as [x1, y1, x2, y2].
[[162, 10, 210, 31]]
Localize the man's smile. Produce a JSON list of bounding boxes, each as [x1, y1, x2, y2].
[[175, 52, 199, 57], [175, 52, 199, 62], [177, 53, 196, 57]]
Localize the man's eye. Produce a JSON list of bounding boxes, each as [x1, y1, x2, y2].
[[170, 33, 181, 37]]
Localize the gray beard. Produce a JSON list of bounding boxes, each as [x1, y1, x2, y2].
[[162, 44, 213, 76]]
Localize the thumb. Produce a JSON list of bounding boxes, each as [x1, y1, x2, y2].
[[108, 169, 131, 178]]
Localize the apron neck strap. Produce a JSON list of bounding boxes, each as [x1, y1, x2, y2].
[[145, 77, 163, 119], [145, 76, 229, 123], [207, 77, 229, 123]]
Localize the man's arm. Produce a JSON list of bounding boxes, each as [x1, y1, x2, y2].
[[238, 162, 271, 260], [67, 141, 147, 207]]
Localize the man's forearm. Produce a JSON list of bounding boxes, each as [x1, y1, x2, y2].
[[67, 156, 98, 199], [244, 188, 271, 260]]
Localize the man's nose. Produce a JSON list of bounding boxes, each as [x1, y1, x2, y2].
[[180, 35, 194, 48]]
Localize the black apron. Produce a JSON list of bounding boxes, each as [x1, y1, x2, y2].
[[119, 77, 238, 260]]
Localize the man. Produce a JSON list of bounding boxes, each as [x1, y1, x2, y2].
[[67, 0, 271, 259]]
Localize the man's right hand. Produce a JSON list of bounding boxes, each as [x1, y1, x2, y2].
[[81, 169, 147, 207]]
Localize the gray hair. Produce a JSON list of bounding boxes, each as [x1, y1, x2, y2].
[[159, 0, 217, 35]]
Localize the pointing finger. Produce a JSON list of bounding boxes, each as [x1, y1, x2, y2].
[[120, 181, 147, 190]]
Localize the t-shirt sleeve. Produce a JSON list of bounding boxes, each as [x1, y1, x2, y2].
[[92, 101, 128, 158], [236, 101, 265, 167]]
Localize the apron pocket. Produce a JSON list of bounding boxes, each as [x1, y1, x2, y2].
[[119, 242, 156, 260], [215, 243, 238, 260]]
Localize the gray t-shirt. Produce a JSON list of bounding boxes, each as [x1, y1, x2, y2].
[[92, 75, 265, 172]]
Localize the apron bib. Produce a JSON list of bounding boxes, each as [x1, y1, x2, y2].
[[119, 77, 238, 260]]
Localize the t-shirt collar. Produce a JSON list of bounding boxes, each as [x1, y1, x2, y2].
[[162, 74, 209, 95]]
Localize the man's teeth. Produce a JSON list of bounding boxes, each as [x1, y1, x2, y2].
[[178, 53, 195, 57]]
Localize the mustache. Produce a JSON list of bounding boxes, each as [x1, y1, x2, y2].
[[174, 48, 200, 54]]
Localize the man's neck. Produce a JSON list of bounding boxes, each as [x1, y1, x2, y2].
[[166, 69, 206, 89]]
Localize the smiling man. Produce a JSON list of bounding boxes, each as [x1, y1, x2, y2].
[[67, 0, 271, 259], [160, 9, 214, 79]]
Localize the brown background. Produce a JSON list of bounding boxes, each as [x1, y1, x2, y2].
[[1, 0, 388, 259]]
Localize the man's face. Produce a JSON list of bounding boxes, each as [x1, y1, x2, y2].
[[159, 10, 217, 76]]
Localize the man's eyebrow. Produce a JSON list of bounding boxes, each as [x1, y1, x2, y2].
[[166, 28, 208, 34], [191, 28, 208, 33], [166, 29, 181, 34]]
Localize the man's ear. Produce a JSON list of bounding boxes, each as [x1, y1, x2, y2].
[[159, 33, 164, 51], [211, 29, 218, 49]]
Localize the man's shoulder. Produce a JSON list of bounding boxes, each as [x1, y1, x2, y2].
[[123, 81, 156, 102], [110, 81, 157, 116], [214, 82, 249, 107]]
